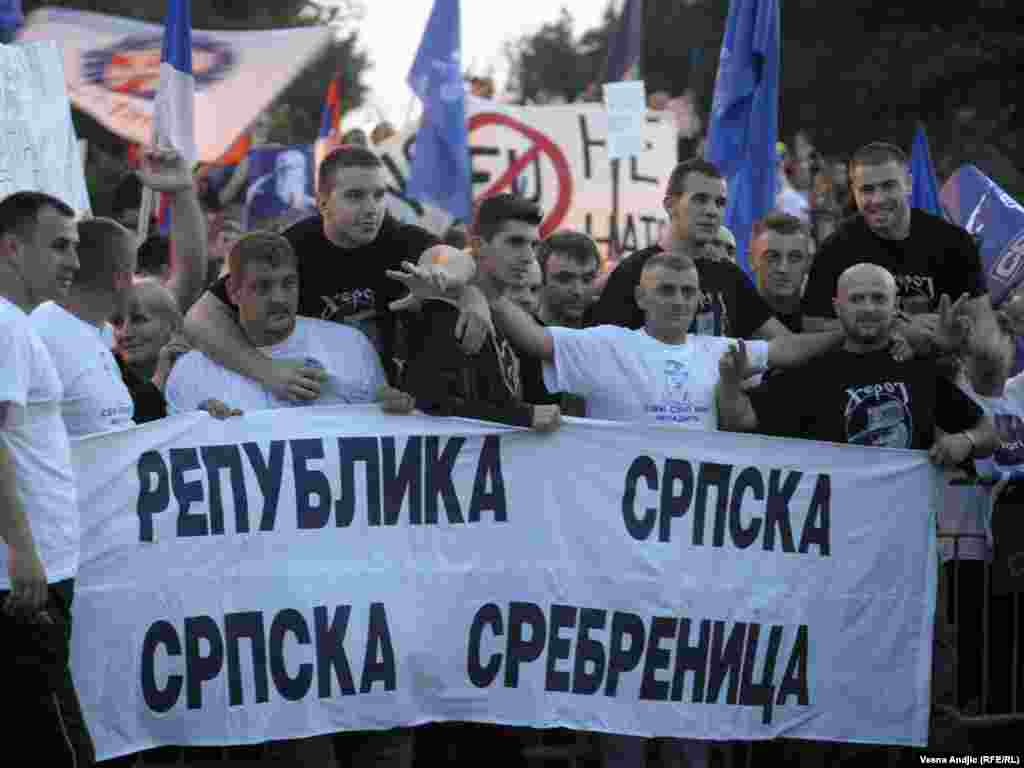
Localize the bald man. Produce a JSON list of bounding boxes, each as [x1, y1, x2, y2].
[[719, 262, 998, 465]]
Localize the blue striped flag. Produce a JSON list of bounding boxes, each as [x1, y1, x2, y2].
[[151, 0, 195, 235]]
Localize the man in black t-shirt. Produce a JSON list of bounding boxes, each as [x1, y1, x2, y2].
[[586, 157, 789, 341], [519, 230, 600, 413], [720, 263, 997, 459], [185, 145, 487, 398], [750, 213, 813, 333], [802, 141, 996, 357], [719, 262, 997, 758]]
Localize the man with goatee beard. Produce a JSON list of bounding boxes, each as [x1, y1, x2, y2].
[[725, 262, 1001, 762]]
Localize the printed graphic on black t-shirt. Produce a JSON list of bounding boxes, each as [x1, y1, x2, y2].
[[317, 287, 378, 322], [749, 347, 981, 449], [894, 275, 937, 314], [494, 331, 522, 399], [843, 380, 913, 448], [691, 289, 732, 336]]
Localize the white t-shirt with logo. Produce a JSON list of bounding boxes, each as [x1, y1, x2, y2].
[[543, 325, 769, 428], [0, 298, 79, 588], [166, 316, 387, 414], [30, 302, 135, 436]]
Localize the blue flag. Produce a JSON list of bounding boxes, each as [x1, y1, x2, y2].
[[942, 165, 1024, 375], [910, 124, 942, 217], [406, 0, 471, 222], [0, 1, 22, 43], [704, 0, 780, 275], [941, 165, 1024, 308], [605, 0, 642, 81]]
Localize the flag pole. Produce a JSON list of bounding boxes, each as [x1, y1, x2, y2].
[[137, 169, 154, 246]]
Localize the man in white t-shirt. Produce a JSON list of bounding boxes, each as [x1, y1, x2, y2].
[[31, 216, 137, 436], [0, 190, 95, 766], [491, 250, 842, 768], [166, 232, 383, 767], [493, 251, 842, 428], [167, 230, 386, 415]]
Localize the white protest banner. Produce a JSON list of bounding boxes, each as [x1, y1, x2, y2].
[[70, 406, 938, 759], [377, 98, 676, 258], [18, 7, 331, 163], [0, 40, 90, 214]]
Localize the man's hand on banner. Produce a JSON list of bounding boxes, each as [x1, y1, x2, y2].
[[377, 385, 416, 414], [138, 147, 194, 193], [199, 399, 243, 420], [530, 404, 562, 433]]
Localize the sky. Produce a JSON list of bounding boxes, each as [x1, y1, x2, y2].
[[344, 0, 612, 129]]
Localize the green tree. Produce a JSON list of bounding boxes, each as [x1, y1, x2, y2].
[[512, 0, 1022, 195], [505, 7, 605, 104]]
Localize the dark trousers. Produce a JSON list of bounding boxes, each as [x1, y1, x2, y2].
[[2, 578, 96, 767]]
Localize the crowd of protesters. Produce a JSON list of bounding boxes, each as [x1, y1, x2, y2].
[[4, 122, 1024, 768]]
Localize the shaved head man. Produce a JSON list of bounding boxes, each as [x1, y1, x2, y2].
[[834, 263, 898, 351], [720, 262, 998, 468]]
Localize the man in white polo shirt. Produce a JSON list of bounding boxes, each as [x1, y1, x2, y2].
[[493, 251, 842, 428], [166, 231, 387, 766], [0, 190, 95, 766], [167, 230, 386, 415]]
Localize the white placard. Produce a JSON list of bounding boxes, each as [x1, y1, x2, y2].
[[0, 40, 90, 214], [603, 80, 647, 160]]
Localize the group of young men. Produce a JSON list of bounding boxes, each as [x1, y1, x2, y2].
[[1, 134, 1013, 766]]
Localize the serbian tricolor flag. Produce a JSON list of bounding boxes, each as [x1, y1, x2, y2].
[[148, 0, 196, 235], [314, 75, 343, 177], [153, 0, 196, 164]]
